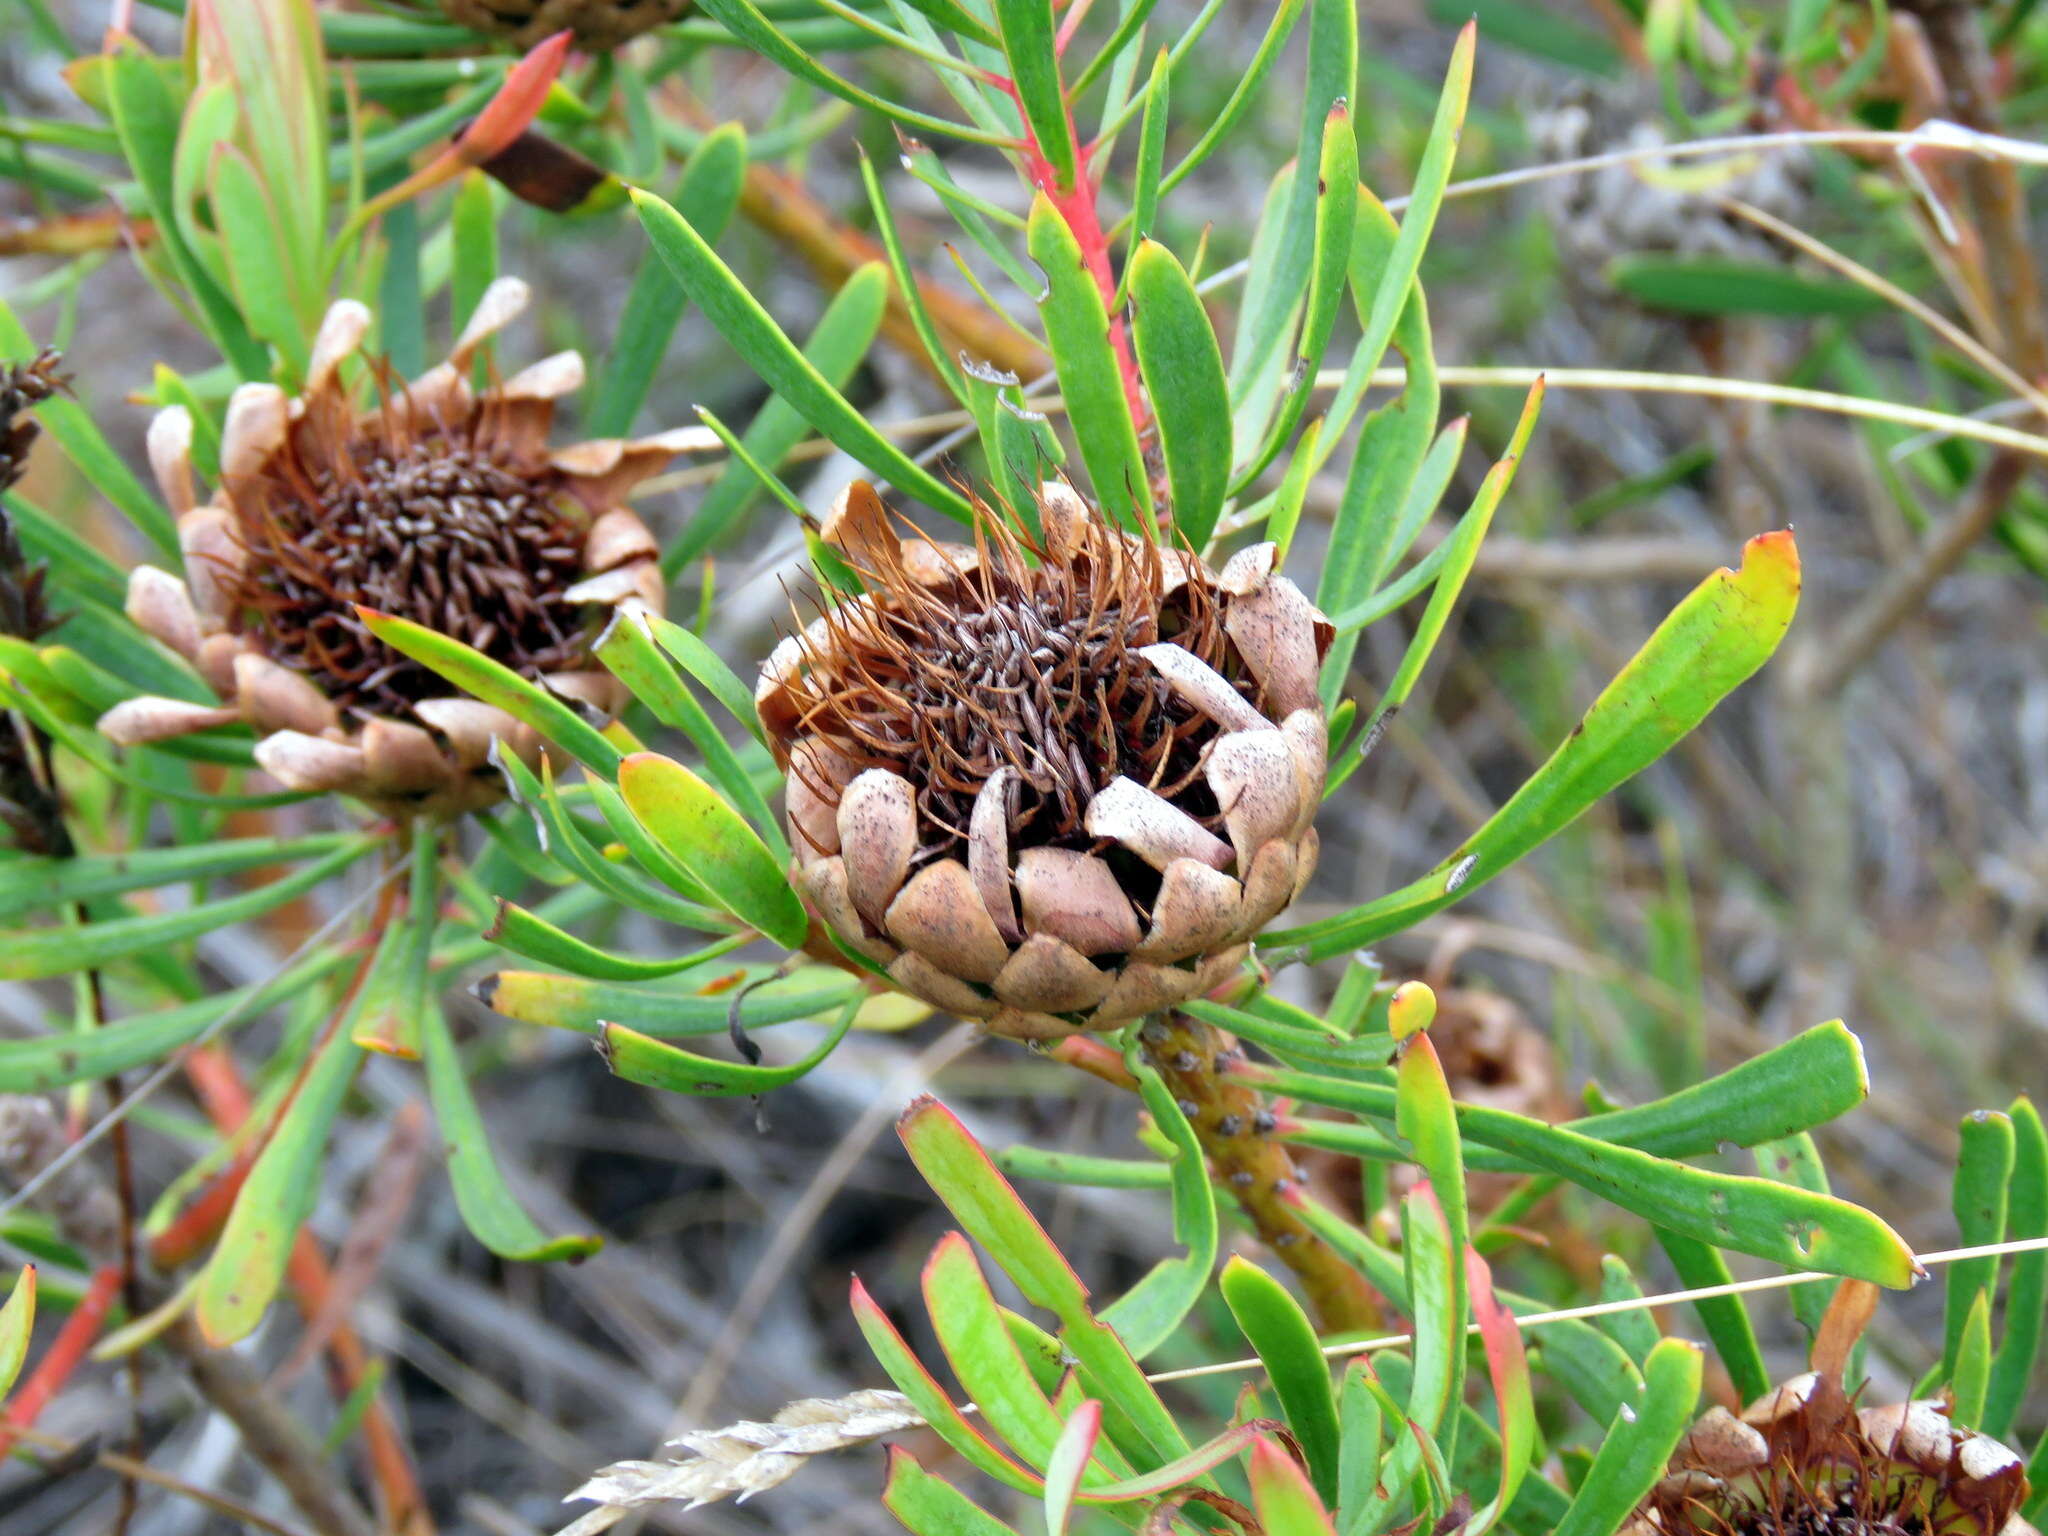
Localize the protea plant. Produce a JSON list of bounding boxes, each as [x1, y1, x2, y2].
[[758, 478, 1331, 1041], [1630, 1282, 2037, 1536], [100, 279, 690, 815]]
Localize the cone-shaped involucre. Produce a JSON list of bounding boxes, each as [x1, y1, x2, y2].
[[100, 282, 693, 815], [758, 479, 1333, 1041]]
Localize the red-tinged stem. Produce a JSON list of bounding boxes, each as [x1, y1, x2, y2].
[[996, 76, 1155, 455], [0, 1264, 123, 1455], [1054, 0, 1099, 56], [147, 1154, 255, 1271]]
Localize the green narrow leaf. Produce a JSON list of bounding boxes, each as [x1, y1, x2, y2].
[[859, 147, 968, 406], [641, 612, 764, 739], [1551, 1339, 1703, 1536], [0, 1268, 34, 1403], [598, 1000, 855, 1097], [0, 952, 344, 1093], [208, 146, 311, 376], [633, 188, 976, 523], [348, 840, 437, 1059], [1124, 49, 1170, 259], [1266, 418, 1322, 565], [1235, 102, 1359, 492], [1221, 1257, 1341, 1507], [1608, 255, 1889, 318], [494, 751, 726, 929], [1048, 1409, 1097, 1536], [882, 1447, 1027, 1536], [1336, 1358, 1383, 1518], [0, 838, 372, 981], [1596, 1255, 1663, 1367], [1467, 1247, 1535, 1536], [588, 123, 747, 437], [1231, 0, 1356, 461], [1158, 0, 1302, 197], [1027, 194, 1152, 534], [451, 170, 499, 341], [596, 610, 780, 848], [377, 197, 425, 381], [925, 1233, 1092, 1472], [356, 607, 623, 778], [692, 0, 1012, 146], [1307, 23, 1473, 479], [421, 996, 601, 1261], [1100, 1049, 1218, 1356], [1944, 1110, 2015, 1379], [1269, 530, 1802, 963], [0, 834, 354, 924], [1127, 239, 1228, 548], [1657, 1232, 1769, 1405], [1257, 1055, 1915, 1283], [1369, 381, 1542, 725], [1952, 1289, 1994, 1429], [1249, 1433, 1338, 1536], [615, 753, 807, 947], [1401, 1182, 1461, 1449], [197, 1027, 363, 1344], [478, 966, 861, 1037], [485, 899, 736, 980], [897, 1097, 1193, 1465], [1317, 203, 1445, 700], [995, 0, 1077, 191], [1753, 1133, 1839, 1338], [854, 1282, 1046, 1497], [1986, 1096, 2047, 1439], [104, 46, 267, 380]]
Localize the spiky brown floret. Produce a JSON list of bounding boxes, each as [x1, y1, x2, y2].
[[759, 479, 1333, 1039], [782, 502, 1239, 867], [223, 377, 597, 720], [103, 284, 686, 814], [0, 350, 70, 855], [0, 348, 64, 503]]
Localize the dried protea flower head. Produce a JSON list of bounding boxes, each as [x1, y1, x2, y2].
[[0, 349, 66, 641], [758, 479, 1332, 1042], [1630, 1282, 2036, 1536], [443, 0, 688, 51], [102, 280, 691, 815]]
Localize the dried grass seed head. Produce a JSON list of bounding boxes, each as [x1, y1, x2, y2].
[[761, 480, 1333, 1039], [102, 282, 689, 815]]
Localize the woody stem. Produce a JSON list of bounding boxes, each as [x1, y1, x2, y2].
[[1062, 1017, 1385, 1333]]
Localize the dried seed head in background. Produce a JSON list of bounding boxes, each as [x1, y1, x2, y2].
[[101, 279, 694, 815], [1629, 1283, 2036, 1536], [0, 349, 72, 855], [441, 0, 690, 52], [759, 480, 1332, 1041]]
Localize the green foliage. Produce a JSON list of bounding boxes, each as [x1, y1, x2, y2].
[[3, 2, 2038, 1525]]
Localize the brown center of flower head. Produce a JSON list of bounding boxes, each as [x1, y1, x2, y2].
[[225, 400, 593, 719], [787, 509, 1240, 867]]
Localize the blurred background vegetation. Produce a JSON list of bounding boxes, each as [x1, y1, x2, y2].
[[2, 0, 2045, 1529]]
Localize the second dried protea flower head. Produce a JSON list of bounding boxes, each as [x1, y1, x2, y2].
[[757, 480, 1332, 1041], [1630, 1283, 2036, 1536], [103, 279, 691, 815]]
